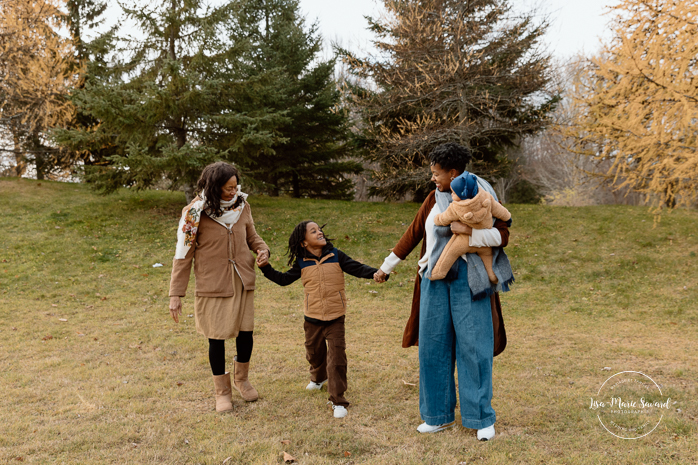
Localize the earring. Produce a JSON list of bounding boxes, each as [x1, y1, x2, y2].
[[450, 176, 455, 180]]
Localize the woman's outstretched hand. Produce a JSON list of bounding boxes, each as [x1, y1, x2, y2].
[[256, 249, 269, 267], [374, 269, 388, 283], [450, 222, 473, 235], [169, 296, 182, 323]]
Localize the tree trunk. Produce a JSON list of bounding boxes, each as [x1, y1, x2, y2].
[[184, 182, 196, 203], [292, 172, 300, 198], [11, 124, 26, 177], [31, 136, 46, 180]]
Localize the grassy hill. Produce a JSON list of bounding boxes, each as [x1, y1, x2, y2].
[[1, 177, 696, 464]]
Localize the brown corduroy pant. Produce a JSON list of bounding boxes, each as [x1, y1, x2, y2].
[[303, 316, 349, 407]]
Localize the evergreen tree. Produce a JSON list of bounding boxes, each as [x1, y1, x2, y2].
[[55, 0, 287, 200], [56, 0, 112, 168], [237, 0, 361, 199], [65, 0, 106, 62], [342, 0, 558, 200]]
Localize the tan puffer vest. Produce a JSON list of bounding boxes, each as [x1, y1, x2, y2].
[[300, 250, 347, 321]]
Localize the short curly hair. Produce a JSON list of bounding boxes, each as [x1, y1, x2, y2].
[[428, 143, 472, 173]]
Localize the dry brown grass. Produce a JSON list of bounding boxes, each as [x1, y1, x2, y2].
[[1, 178, 696, 464]]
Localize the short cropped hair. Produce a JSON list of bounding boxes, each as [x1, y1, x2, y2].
[[428, 143, 472, 173]]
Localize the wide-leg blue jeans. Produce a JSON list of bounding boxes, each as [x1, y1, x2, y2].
[[419, 261, 496, 429]]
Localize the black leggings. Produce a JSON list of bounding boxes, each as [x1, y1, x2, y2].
[[208, 331, 253, 376]]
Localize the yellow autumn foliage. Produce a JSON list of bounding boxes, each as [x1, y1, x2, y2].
[[566, 0, 698, 209], [0, 0, 79, 177]]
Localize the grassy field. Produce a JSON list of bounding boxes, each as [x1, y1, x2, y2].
[[1, 177, 696, 464]]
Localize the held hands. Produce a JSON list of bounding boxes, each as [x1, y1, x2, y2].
[[169, 296, 182, 323], [374, 269, 388, 283], [256, 249, 270, 268]]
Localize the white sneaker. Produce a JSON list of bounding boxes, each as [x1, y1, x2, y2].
[[332, 404, 348, 418], [417, 421, 455, 434], [477, 425, 495, 441], [305, 379, 327, 390]]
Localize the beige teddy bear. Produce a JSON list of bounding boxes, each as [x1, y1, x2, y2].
[[430, 188, 511, 282]]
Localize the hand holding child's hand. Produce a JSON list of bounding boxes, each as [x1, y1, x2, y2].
[[256, 249, 269, 268], [374, 269, 388, 283]]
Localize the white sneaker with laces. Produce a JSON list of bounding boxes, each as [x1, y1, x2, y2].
[[332, 404, 348, 418], [305, 379, 327, 390], [416, 421, 455, 434], [477, 425, 495, 441]]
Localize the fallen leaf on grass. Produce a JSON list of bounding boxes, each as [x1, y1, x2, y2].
[[133, 265, 140, 269], [344, 451, 351, 457], [280, 440, 290, 445], [602, 367, 611, 371], [283, 452, 296, 463], [222, 458, 232, 464], [14, 457, 23, 462], [401, 379, 417, 386], [42, 335, 53, 341], [51, 304, 58, 307], [98, 274, 106, 278], [92, 246, 97, 250], [85, 305, 94, 309], [176, 382, 184, 386], [141, 274, 149, 277], [100, 297, 107, 301], [11, 327, 17, 331], [58, 318, 68, 322]]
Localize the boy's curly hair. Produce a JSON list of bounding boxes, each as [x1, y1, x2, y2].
[[287, 221, 334, 266]]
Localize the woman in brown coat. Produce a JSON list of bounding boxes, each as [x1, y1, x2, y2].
[[169, 162, 269, 412], [374, 143, 511, 440]]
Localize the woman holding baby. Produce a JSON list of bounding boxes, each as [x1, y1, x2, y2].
[[374, 143, 513, 441]]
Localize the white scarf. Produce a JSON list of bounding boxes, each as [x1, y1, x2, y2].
[[174, 189, 248, 259]]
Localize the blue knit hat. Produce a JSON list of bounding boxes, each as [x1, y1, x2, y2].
[[450, 172, 479, 200]]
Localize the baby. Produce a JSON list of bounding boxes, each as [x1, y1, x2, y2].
[[430, 173, 511, 282]]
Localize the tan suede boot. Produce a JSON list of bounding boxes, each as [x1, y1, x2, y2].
[[233, 357, 259, 402], [212, 373, 234, 412]]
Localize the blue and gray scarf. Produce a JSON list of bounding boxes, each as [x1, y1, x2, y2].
[[426, 176, 514, 300]]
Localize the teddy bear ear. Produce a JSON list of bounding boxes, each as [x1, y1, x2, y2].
[[483, 198, 490, 207], [464, 212, 473, 220]]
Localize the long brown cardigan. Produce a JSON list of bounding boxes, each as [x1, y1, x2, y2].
[[169, 202, 268, 297], [391, 191, 509, 355]]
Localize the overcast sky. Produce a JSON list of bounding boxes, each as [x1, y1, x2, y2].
[[102, 0, 618, 61], [297, 0, 617, 60]]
